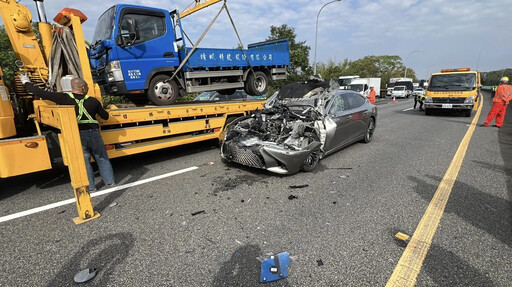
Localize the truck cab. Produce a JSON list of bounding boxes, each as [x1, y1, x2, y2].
[[424, 68, 480, 117], [89, 5, 180, 104], [89, 4, 289, 106]]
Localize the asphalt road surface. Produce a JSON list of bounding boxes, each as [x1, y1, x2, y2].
[[1, 91, 510, 286]]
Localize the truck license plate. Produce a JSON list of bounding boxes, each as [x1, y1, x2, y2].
[[442, 104, 452, 109]]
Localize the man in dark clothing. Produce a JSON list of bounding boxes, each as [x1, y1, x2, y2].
[[21, 74, 115, 191]]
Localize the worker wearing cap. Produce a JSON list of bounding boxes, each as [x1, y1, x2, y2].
[[482, 77, 512, 128], [368, 85, 376, 104], [20, 74, 116, 191]]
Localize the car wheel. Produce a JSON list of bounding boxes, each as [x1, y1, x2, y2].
[[301, 151, 320, 172], [362, 118, 375, 143], [245, 71, 268, 96], [148, 75, 179, 106]]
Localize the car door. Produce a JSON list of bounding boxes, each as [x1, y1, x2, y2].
[[343, 92, 369, 140], [323, 93, 354, 153]]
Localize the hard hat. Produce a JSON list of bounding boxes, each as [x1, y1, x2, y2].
[[370, 85, 374, 88], [500, 76, 509, 83]]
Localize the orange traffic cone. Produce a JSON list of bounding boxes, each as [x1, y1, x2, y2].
[[392, 96, 396, 104]]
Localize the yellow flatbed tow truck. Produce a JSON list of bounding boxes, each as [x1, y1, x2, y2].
[[0, 0, 266, 223]]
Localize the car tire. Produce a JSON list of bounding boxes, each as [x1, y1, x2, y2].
[[245, 71, 268, 96], [301, 152, 320, 172], [362, 118, 375, 143], [148, 75, 179, 106]]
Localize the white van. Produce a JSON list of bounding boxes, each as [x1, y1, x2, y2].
[[391, 86, 408, 98]]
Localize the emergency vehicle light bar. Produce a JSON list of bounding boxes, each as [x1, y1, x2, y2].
[[440, 68, 471, 73]]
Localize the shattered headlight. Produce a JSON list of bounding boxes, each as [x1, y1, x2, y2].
[[424, 96, 433, 103]]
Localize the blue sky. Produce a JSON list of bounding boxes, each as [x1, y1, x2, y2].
[[5, 0, 512, 79]]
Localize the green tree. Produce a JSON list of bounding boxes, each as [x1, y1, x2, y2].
[[316, 55, 416, 90], [0, 26, 18, 92], [267, 24, 311, 76], [481, 69, 512, 86]]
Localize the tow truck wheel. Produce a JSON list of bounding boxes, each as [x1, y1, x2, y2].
[[464, 110, 472, 117], [148, 75, 179, 106], [425, 108, 432, 115], [246, 71, 268, 96]]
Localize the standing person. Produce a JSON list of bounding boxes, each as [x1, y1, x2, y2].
[[20, 74, 116, 191], [368, 85, 376, 104], [482, 77, 512, 128]]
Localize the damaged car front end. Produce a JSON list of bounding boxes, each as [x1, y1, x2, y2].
[[220, 78, 377, 174]]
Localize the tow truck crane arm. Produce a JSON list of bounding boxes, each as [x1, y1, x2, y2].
[[179, 0, 223, 18]]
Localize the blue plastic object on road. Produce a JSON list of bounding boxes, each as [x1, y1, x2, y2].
[[260, 252, 290, 283]]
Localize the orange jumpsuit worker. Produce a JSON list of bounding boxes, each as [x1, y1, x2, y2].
[[368, 85, 376, 104], [482, 77, 512, 128]]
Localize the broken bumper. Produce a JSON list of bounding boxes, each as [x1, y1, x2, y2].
[[221, 141, 321, 175]]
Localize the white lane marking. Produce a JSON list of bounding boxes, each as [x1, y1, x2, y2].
[[0, 166, 199, 223], [403, 108, 414, 111]]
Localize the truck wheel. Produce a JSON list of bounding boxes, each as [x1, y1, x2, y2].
[[425, 108, 431, 115], [464, 110, 472, 117], [246, 71, 268, 96], [148, 75, 179, 106]]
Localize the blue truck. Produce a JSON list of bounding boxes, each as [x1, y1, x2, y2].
[[89, 4, 290, 105]]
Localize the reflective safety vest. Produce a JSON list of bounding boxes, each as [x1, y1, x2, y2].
[[67, 93, 98, 124], [417, 94, 425, 102], [493, 84, 512, 104]]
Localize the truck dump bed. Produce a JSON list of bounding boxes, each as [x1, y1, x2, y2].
[[179, 39, 290, 70]]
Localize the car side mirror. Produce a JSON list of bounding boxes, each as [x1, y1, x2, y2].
[[117, 17, 140, 47]]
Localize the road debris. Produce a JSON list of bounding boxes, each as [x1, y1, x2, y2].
[[288, 195, 298, 200], [289, 184, 309, 189], [191, 210, 205, 216], [74, 268, 96, 283], [108, 202, 118, 208], [260, 252, 290, 283], [316, 259, 324, 266]]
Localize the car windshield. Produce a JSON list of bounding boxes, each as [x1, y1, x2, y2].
[[428, 73, 477, 91], [348, 84, 364, 92], [339, 78, 354, 86], [92, 6, 116, 45], [194, 91, 216, 101], [394, 86, 405, 91]]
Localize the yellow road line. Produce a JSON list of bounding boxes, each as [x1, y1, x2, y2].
[[386, 98, 484, 286]]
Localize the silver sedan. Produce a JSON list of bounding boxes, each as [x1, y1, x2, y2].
[[220, 79, 377, 174]]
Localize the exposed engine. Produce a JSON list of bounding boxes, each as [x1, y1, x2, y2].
[[224, 102, 322, 151]]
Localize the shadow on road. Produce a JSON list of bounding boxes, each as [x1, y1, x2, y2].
[[46, 232, 135, 287], [423, 243, 495, 287], [408, 174, 512, 248]]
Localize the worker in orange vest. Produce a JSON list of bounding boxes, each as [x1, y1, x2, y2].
[[368, 85, 376, 104], [482, 77, 512, 128]]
